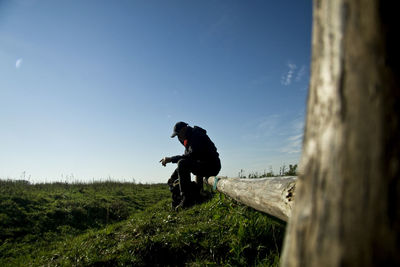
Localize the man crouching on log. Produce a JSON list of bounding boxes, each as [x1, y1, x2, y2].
[[160, 122, 221, 210]]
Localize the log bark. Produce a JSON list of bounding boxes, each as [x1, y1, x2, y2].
[[206, 176, 297, 222], [281, 1, 400, 266]]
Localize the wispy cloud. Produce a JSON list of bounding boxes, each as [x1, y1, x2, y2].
[[281, 63, 297, 86], [257, 114, 280, 131], [241, 114, 280, 141], [280, 116, 305, 154], [295, 65, 306, 82], [281, 134, 303, 154], [15, 58, 23, 69], [281, 63, 308, 86]]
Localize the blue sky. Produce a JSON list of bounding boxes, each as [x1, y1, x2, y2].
[[0, 0, 312, 183]]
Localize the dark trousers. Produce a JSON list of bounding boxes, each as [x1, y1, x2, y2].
[[170, 158, 221, 196]]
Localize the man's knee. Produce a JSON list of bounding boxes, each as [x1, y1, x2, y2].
[[177, 159, 191, 170]]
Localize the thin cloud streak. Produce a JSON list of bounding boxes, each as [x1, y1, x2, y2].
[[281, 133, 303, 154], [15, 58, 23, 69], [281, 63, 297, 86], [280, 116, 304, 154], [295, 65, 306, 82], [241, 114, 280, 141], [281, 63, 308, 86]]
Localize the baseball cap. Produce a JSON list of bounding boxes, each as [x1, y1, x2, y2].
[[171, 121, 188, 138]]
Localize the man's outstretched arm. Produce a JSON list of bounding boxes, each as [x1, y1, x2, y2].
[[159, 157, 172, 167]]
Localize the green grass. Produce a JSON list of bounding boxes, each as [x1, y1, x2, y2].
[[0, 179, 286, 266]]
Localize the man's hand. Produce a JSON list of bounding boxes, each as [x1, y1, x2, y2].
[[159, 157, 172, 167]]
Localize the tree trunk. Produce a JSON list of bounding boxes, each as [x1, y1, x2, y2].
[[206, 176, 297, 222], [281, 1, 400, 267]]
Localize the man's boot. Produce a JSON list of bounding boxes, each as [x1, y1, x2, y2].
[[195, 176, 208, 199], [175, 194, 189, 211]]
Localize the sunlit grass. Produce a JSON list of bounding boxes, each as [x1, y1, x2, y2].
[[0, 179, 285, 266]]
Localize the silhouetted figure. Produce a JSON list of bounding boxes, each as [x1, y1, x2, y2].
[[160, 122, 221, 210]]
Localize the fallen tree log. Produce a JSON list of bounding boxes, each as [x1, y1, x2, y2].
[[206, 176, 297, 222]]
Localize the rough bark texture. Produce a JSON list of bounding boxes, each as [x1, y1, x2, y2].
[[281, 0, 400, 266], [206, 176, 297, 222]]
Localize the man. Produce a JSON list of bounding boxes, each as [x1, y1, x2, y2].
[[160, 121, 221, 209]]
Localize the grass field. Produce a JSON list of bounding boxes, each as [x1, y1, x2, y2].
[[0, 179, 286, 266]]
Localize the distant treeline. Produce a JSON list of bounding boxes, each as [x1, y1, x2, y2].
[[238, 164, 298, 179]]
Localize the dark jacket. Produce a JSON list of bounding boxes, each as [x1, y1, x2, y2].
[[171, 126, 220, 164]]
